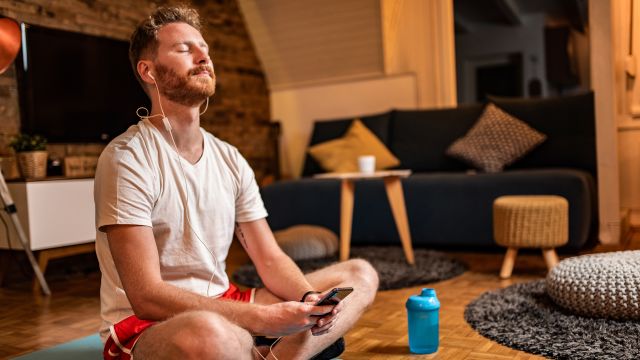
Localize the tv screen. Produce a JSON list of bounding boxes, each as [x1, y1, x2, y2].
[[15, 23, 150, 143]]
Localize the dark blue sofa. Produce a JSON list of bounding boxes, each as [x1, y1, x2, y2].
[[262, 92, 598, 251]]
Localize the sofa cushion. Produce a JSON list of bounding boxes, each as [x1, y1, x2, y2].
[[445, 103, 547, 172], [389, 103, 484, 172], [488, 91, 596, 177], [302, 112, 392, 176], [308, 119, 400, 173]]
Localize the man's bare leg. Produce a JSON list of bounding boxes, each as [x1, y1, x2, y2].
[[254, 259, 379, 360], [133, 310, 255, 360]]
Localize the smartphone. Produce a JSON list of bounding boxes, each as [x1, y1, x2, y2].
[[315, 287, 354, 306]]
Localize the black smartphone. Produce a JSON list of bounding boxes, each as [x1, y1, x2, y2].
[[315, 287, 354, 306]]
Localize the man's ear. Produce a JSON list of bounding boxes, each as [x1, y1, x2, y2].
[[137, 60, 155, 84]]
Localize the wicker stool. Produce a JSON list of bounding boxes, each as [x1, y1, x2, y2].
[[493, 195, 568, 279]]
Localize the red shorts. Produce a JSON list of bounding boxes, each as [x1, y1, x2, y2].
[[103, 284, 255, 360]]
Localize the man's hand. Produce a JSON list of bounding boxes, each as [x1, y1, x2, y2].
[[256, 301, 335, 337], [301, 290, 346, 336]]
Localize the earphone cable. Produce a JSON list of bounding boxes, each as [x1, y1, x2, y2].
[[140, 77, 272, 357], [165, 123, 219, 297], [157, 88, 277, 359], [253, 336, 283, 360], [146, 77, 219, 297], [136, 79, 209, 121]]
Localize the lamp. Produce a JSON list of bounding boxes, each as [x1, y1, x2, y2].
[[0, 17, 50, 295]]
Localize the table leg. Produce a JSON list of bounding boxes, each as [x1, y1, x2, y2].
[[500, 247, 518, 279], [31, 243, 95, 293], [383, 177, 415, 265], [542, 248, 559, 270], [340, 179, 355, 261]]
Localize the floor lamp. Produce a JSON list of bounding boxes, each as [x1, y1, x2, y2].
[[0, 18, 51, 295]]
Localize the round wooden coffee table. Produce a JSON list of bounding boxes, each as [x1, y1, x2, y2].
[[314, 170, 415, 265]]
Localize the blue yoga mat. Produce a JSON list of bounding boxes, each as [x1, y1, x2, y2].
[[11, 333, 343, 359], [12, 333, 102, 360]]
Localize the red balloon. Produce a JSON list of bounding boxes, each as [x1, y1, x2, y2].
[[0, 18, 21, 74]]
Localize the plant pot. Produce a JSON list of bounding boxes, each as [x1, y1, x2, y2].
[[17, 150, 48, 179]]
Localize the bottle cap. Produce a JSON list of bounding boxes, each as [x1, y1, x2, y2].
[[406, 288, 440, 311], [421, 288, 436, 297]]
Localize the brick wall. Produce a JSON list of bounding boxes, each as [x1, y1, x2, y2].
[[0, 0, 276, 183]]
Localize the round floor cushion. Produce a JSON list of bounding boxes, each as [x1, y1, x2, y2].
[[546, 250, 640, 320], [273, 225, 339, 261]]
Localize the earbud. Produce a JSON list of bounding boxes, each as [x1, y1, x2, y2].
[[148, 71, 169, 131], [162, 117, 172, 131]]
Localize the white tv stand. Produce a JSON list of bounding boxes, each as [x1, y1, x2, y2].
[[0, 177, 95, 291]]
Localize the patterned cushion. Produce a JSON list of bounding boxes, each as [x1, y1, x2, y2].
[[274, 225, 338, 260], [546, 251, 640, 320], [446, 103, 547, 172]]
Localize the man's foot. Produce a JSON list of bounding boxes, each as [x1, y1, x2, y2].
[[310, 337, 345, 360]]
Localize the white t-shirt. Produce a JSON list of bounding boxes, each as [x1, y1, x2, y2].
[[94, 119, 267, 341]]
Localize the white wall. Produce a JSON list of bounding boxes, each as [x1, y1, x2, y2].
[[271, 74, 418, 178], [455, 13, 547, 103]]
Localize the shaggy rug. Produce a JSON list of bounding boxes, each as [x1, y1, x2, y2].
[[232, 246, 467, 290], [465, 280, 640, 360]]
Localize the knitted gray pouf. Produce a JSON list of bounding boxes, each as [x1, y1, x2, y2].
[[274, 225, 338, 261], [546, 250, 640, 320]]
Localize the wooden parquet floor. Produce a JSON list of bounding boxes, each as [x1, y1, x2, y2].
[[1, 237, 637, 360]]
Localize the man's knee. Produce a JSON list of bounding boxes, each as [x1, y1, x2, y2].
[[344, 259, 379, 296], [169, 311, 253, 359]]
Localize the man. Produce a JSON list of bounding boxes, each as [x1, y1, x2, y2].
[[94, 5, 379, 360]]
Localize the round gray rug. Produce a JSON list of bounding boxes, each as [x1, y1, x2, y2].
[[465, 280, 640, 360], [232, 246, 466, 290]]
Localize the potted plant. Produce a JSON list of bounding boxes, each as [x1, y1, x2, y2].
[[9, 133, 48, 179]]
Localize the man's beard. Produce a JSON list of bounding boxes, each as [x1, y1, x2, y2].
[[154, 62, 215, 107]]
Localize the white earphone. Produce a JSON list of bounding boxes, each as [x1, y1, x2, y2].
[[140, 70, 207, 131], [146, 72, 172, 132], [138, 68, 282, 360], [136, 70, 217, 296]]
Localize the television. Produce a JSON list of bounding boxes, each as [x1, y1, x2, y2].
[[15, 23, 150, 143]]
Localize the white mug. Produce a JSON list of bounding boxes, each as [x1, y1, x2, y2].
[[358, 155, 376, 174]]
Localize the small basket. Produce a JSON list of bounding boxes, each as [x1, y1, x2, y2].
[[64, 156, 98, 177], [16, 151, 48, 179]]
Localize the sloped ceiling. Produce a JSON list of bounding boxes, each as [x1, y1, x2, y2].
[[238, 0, 384, 90]]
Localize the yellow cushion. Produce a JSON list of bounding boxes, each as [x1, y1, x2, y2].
[[308, 119, 400, 173]]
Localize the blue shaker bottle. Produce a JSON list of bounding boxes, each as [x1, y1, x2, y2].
[[406, 288, 440, 354]]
